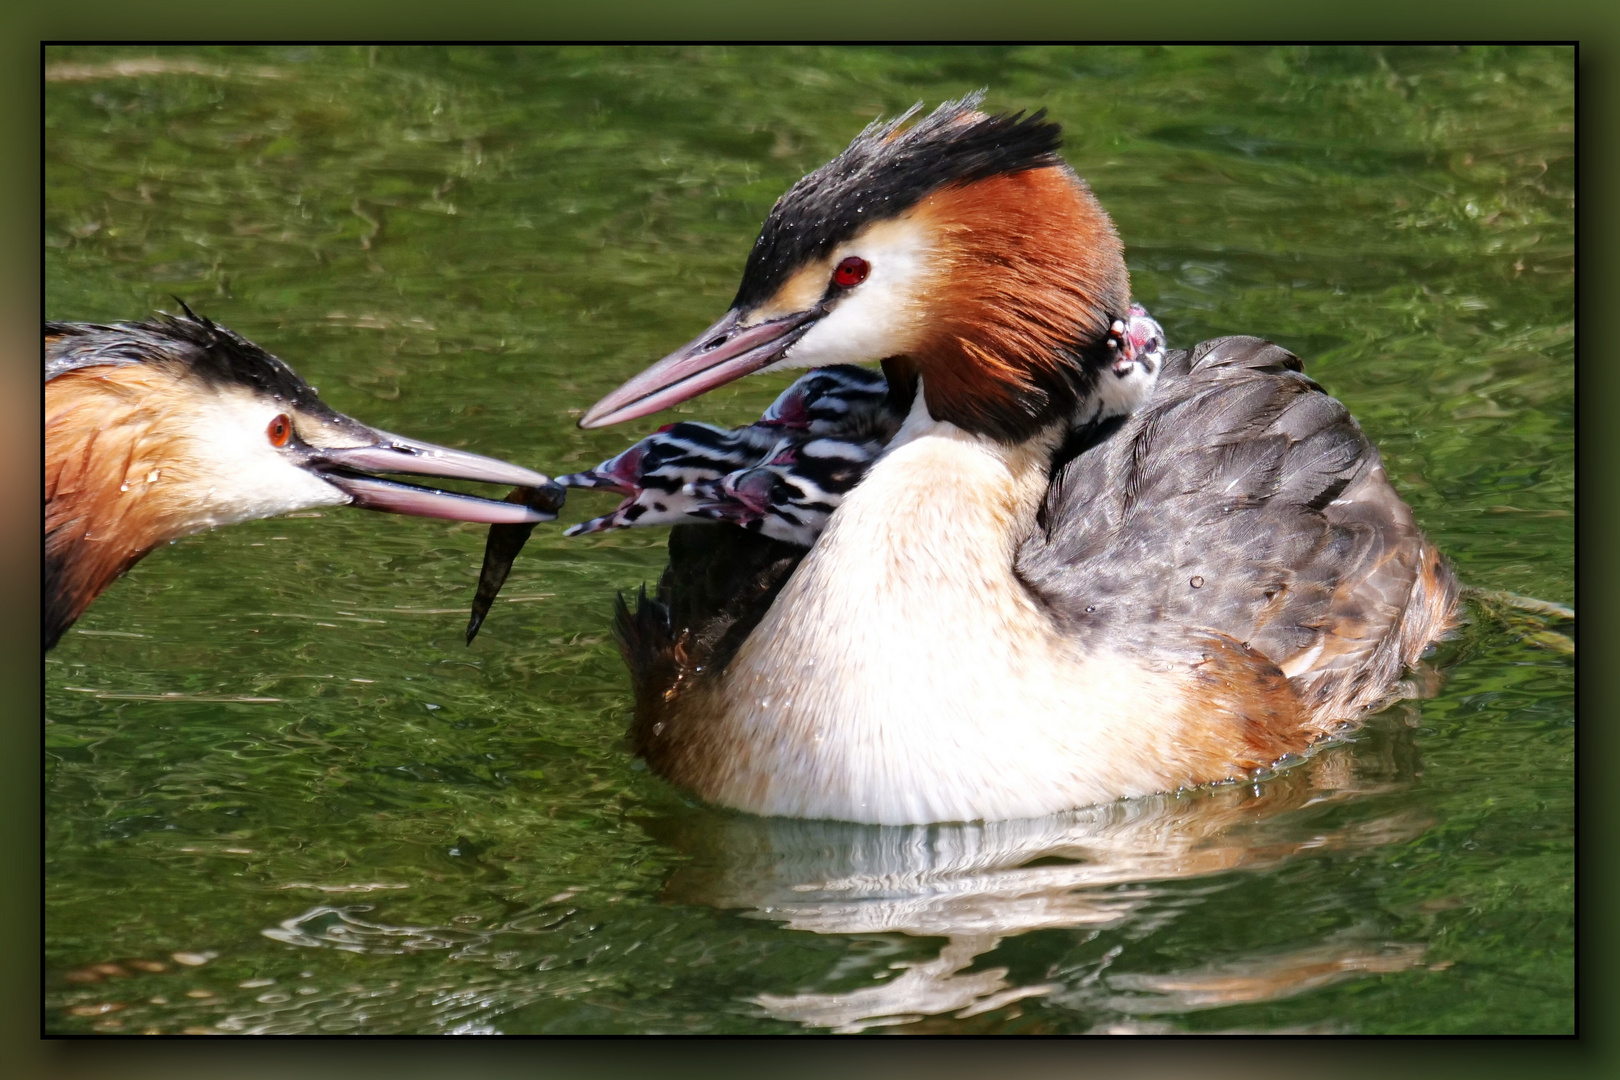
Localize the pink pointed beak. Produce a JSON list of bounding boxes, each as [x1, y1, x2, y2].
[[579, 305, 823, 429], [306, 432, 564, 525]]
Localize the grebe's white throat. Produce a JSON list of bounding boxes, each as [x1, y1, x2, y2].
[[689, 386, 1199, 824]]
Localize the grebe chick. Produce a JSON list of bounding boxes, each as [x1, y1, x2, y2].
[[687, 307, 1166, 545], [756, 363, 899, 440], [1111, 302, 1166, 381], [578, 94, 1458, 826], [45, 307, 562, 649], [465, 367, 902, 639], [557, 310, 1164, 550], [557, 421, 782, 536], [556, 365, 903, 541], [687, 434, 891, 546]]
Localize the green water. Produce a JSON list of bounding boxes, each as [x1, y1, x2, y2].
[[44, 45, 1572, 1035]]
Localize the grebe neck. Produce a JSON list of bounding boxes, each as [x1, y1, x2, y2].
[[676, 386, 1189, 823]]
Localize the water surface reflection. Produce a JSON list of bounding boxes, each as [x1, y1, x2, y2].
[[242, 712, 1437, 1033], [650, 712, 1434, 1031]]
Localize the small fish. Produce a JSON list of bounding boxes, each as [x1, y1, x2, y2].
[[464, 482, 567, 643]]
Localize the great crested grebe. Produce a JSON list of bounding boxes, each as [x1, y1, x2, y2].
[[45, 307, 563, 650], [573, 94, 1459, 826]]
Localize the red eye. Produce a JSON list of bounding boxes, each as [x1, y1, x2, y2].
[[833, 256, 869, 288], [267, 414, 291, 447]]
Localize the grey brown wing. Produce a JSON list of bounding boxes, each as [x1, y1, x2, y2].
[[1018, 336, 1458, 723]]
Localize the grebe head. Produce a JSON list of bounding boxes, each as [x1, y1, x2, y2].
[[47, 307, 557, 529], [580, 92, 1132, 442], [46, 307, 561, 646]]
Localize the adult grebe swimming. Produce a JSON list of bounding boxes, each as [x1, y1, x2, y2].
[[571, 94, 1458, 825]]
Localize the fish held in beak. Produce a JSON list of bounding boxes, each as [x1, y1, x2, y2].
[[463, 485, 569, 643]]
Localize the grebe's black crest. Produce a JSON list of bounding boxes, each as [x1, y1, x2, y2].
[[578, 93, 1126, 439], [47, 303, 342, 423], [734, 91, 1065, 309]]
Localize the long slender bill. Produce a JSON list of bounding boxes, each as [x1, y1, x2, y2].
[[324, 474, 559, 524], [313, 433, 552, 488], [579, 306, 822, 429], [310, 431, 566, 525]]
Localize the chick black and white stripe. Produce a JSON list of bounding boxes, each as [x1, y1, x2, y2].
[[1080, 302, 1166, 426], [560, 318, 1164, 546], [559, 366, 903, 542], [557, 421, 782, 535], [689, 434, 890, 546], [757, 364, 899, 441]]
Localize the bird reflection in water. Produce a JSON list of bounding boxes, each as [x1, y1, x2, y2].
[[646, 707, 1437, 1032], [236, 707, 1442, 1034]]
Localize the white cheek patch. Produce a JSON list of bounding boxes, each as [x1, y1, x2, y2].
[[775, 218, 935, 371], [174, 390, 348, 531]]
